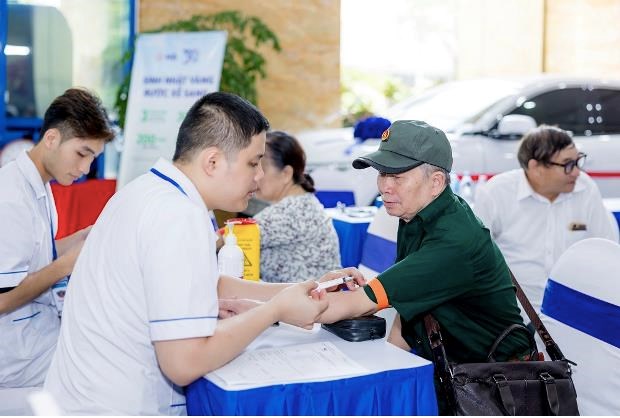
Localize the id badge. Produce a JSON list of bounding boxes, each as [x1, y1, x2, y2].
[[52, 277, 69, 316]]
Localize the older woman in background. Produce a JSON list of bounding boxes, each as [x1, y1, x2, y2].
[[255, 131, 341, 283]]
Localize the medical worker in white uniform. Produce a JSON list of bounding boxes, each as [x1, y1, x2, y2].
[[0, 88, 114, 387], [44, 92, 352, 415]]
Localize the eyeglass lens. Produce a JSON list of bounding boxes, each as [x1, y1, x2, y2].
[[565, 154, 586, 174]]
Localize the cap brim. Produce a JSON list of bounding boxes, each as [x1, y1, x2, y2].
[[352, 150, 424, 174]]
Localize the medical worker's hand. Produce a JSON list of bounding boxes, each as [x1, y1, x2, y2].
[[270, 280, 328, 329], [55, 225, 92, 256], [56, 240, 85, 277], [218, 298, 262, 318]]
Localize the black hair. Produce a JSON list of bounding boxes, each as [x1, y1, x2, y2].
[[517, 125, 574, 169], [40, 88, 114, 143], [265, 131, 315, 193], [173, 92, 270, 162]]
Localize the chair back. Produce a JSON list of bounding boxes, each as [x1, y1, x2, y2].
[[312, 165, 379, 207], [541, 238, 620, 416], [0, 386, 37, 415], [357, 206, 398, 279]]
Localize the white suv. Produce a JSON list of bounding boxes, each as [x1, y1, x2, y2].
[[298, 76, 620, 205]]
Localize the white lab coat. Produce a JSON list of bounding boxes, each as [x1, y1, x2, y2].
[[0, 151, 60, 387]]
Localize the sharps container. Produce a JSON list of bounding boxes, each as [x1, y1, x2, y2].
[[227, 218, 260, 281]]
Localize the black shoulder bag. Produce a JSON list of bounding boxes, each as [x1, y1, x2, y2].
[[424, 270, 580, 416]]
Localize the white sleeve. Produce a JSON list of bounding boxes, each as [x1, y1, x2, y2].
[[473, 183, 500, 239], [0, 201, 34, 287], [140, 202, 219, 341]]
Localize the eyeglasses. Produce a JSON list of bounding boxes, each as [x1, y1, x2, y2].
[[546, 153, 587, 174]]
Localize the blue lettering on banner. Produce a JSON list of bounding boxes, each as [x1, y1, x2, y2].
[[144, 88, 168, 97], [184, 89, 208, 97], [165, 76, 186, 85], [143, 76, 162, 84], [190, 76, 213, 85], [182, 48, 199, 64]]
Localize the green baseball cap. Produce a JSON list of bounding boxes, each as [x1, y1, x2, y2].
[[352, 120, 453, 173]]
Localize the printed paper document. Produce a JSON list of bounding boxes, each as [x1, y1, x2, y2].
[[210, 341, 368, 386]]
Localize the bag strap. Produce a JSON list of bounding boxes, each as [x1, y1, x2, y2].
[[508, 269, 573, 363], [423, 315, 456, 412], [423, 268, 573, 364], [486, 323, 538, 362]]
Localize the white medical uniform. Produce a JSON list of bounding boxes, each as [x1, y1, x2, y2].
[[0, 151, 60, 387], [474, 169, 619, 321], [45, 159, 219, 415]]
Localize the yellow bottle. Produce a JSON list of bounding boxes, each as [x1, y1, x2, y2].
[[227, 218, 261, 281]]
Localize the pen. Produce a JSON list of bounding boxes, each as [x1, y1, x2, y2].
[[313, 276, 355, 292]]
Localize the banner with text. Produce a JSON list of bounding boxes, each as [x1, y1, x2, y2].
[[117, 31, 227, 189]]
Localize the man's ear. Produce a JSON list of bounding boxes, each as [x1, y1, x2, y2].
[[526, 159, 542, 176], [431, 171, 445, 196], [200, 147, 224, 176], [42, 128, 61, 149]]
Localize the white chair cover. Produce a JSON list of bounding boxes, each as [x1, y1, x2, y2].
[[311, 165, 379, 207], [540, 238, 620, 416], [0, 386, 38, 415]]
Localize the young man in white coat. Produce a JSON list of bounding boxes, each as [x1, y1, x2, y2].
[[0, 88, 114, 387], [44, 92, 339, 415]]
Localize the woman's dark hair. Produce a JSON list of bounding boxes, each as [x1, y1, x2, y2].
[[265, 131, 315, 193], [517, 125, 574, 169]]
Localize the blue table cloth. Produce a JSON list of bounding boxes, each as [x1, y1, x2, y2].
[[186, 364, 437, 415], [331, 217, 371, 268]]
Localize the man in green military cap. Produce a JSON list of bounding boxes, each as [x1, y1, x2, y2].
[[314, 120, 530, 414]]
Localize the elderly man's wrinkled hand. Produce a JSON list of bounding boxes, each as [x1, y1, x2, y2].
[[315, 267, 367, 294]]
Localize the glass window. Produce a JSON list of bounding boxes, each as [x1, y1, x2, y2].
[[508, 88, 591, 135], [6, 4, 40, 118], [592, 89, 620, 134], [386, 80, 520, 132], [6, 0, 130, 119]]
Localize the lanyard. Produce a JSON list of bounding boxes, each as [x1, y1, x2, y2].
[[150, 167, 218, 231], [50, 217, 57, 261], [150, 168, 188, 196], [47, 195, 57, 261]]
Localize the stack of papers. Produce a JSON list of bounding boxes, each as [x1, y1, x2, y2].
[[210, 341, 368, 387]]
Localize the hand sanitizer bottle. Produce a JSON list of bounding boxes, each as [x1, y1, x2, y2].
[[218, 221, 244, 278]]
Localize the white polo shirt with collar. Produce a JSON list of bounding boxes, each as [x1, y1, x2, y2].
[[474, 169, 619, 321], [44, 158, 220, 415], [0, 150, 60, 388]]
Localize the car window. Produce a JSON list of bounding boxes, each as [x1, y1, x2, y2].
[[508, 88, 591, 135], [385, 80, 519, 132], [593, 89, 620, 134]]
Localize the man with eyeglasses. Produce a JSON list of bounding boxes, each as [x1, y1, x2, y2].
[[475, 125, 618, 322]]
